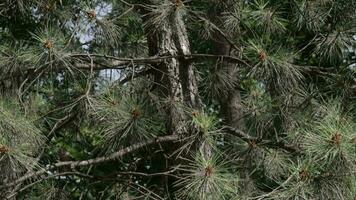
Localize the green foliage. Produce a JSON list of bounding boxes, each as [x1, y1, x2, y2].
[[241, 80, 274, 133], [175, 151, 238, 200], [79, 1, 121, 46], [201, 62, 238, 100], [27, 181, 70, 200], [269, 159, 320, 199], [244, 40, 303, 93], [146, 0, 188, 30], [247, 0, 287, 35], [313, 31, 354, 65], [0, 0, 355, 199], [292, 0, 328, 32], [300, 101, 356, 169], [90, 89, 164, 152], [30, 27, 74, 74], [278, 100, 356, 199], [0, 100, 44, 181], [187, 111, 223, 150]]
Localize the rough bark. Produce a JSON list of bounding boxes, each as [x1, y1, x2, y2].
[[146, 5, 201, 135], [144, 2, 212, 197], [173, 10, 202, 109]]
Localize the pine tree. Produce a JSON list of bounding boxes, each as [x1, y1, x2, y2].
[[0, 0, 355, 199]]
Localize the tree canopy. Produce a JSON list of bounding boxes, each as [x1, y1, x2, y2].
[[0, 0, 355, 199]]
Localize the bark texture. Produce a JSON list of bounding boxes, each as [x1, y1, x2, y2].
[[144, 3, 211, 197], [146, 5, 201, 135]]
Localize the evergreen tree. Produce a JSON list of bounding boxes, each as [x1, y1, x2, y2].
[[0, 0, 355, 199]]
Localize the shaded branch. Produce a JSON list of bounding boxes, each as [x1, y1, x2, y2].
[[1, 135, 179, 189], [117, 166, 180, 178], [71, 53, 250, 68], [6, 172, 93, 199], [117, 69, 153, 85], [0, 54, 249, 84], [224, 126, 300, 153]]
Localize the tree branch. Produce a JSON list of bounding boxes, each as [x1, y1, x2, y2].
[[71, 53, 249, 69], [1, 135, 179, 189], [224, 126, 300, 153], [6, 172, 93, 199]]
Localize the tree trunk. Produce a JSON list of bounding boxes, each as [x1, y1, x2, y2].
[[211, 3, 251, 195], [212, 27, 244, 130], [146, 5, 201, 134], [144, 2, 211, 198]]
